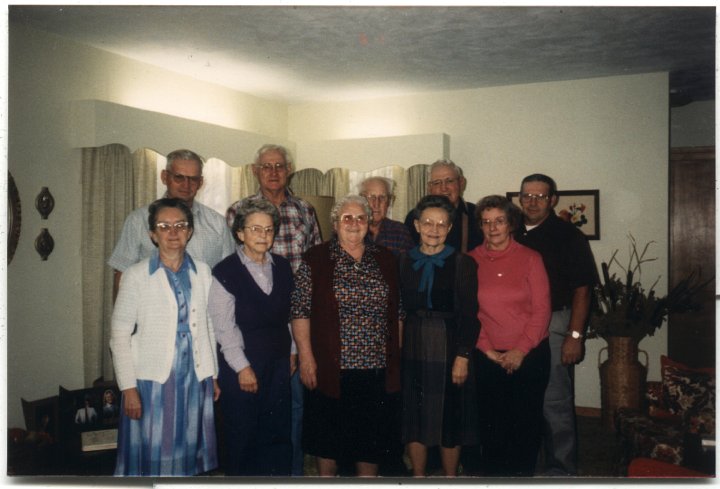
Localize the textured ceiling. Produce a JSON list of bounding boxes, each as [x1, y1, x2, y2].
[[10, 5, 716, 106]]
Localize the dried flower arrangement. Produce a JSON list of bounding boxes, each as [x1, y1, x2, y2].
[[588, 235, 712, 341]]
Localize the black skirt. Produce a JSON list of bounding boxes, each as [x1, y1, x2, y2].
[[302, 369, 393, 464]]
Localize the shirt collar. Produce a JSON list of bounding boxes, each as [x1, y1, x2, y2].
[[149, 249, 197, 274], [236, 245, 275, 267]]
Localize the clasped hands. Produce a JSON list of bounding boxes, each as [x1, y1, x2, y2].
[[486, 348, 525, 374]]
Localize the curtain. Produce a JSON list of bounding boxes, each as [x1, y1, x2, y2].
[[81, 144, 158, 384], [406, 164, 429, 216], [289, 168, 325, 196], [321, 168, 350, 201]]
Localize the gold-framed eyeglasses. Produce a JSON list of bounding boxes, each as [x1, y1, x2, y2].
[[244, 225, 275, 236], [155, 221, 191, 233], [339, 214, 369, 225], [419, 219, 449, 231], [166, 170, 203, 186], [257, 162, 288, 173], [520, 193, 550, 203], [428, 177, 458, 188], [480, 217, 508, 228]]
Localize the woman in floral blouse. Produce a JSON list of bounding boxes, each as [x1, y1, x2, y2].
[[291, 195, 403, 477]]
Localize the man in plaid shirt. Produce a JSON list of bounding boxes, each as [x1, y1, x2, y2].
[[226, 144, 321, 475]]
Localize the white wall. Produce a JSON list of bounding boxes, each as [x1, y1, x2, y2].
[[8, 20, 676, 428], [670, 100, 715, 148], [7, 25, 288, 428], [289, 73, 671, 410]]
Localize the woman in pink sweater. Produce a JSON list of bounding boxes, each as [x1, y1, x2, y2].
[[468, 195, 551, 477]]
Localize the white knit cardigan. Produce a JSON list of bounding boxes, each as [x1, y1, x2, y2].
[[109, 257, 219, 392]]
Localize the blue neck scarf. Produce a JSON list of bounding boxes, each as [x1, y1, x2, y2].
[[409, 245, 455, 309]]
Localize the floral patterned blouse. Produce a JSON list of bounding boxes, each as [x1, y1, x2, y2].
[[292, 239, 403, 369]]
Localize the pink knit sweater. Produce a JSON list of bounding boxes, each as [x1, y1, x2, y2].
[[468, 239, 551, 354]]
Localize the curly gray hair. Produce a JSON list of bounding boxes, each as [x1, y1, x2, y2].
[[330, 195, 372, 224], [231, 198, 281, 245]]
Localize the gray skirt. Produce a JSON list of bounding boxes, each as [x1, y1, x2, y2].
[[401, 311, 478, 448]]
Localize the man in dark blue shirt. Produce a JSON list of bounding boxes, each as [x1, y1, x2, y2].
[[515, 173, 597, 476]]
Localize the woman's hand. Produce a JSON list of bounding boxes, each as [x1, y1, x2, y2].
[[498, 349, 526, 374], [238, 367, 258, 393], [213, 379, 221, 401], [122, 388, 142, 420], [485, 349, 503, 364], [299, 353, 318, 390], [451, 356, 469, 385]]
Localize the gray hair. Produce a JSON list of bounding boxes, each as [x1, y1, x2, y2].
[[330, 195, 372, 223], [165, 149, 204, 172], [427, 158, 464, 180], [359, 176, 395, 198], [254, 144, 294, 172], [231, 198, 281, 245]]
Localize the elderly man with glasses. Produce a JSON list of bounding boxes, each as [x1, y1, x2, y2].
[[359, 176, 414, 256], [403, 159, 483, 253], [514, 173, 597, 477], [226, 144, 322, 476], [108, 148, 234, 299]]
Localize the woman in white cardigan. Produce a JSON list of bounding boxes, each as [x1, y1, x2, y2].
[[110, 198, 220, 476]]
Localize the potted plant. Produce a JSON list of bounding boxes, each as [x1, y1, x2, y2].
[[587, 235, 711, 429]]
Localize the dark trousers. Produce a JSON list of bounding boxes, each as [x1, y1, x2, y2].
[[475, 339, 550, 477], [218, 355, 292, 476]]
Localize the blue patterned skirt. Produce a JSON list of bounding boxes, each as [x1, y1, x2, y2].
[[114, 331, 218, 476]]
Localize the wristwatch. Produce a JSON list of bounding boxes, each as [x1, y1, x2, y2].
[[569, 330, 583, 339]]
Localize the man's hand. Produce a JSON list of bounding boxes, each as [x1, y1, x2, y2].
[[561, 335, 584, 365]]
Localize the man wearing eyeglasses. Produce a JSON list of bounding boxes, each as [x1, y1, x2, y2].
[[514, 173, 597, 477], [403, 159, 483, 253], [359, 176, 414, 256], [108, 149, 234, 298], [226, 144, 322, 476]]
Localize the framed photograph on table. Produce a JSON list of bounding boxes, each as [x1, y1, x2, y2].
[[59, 385, 121, 452], [506, 189, 600, 240]]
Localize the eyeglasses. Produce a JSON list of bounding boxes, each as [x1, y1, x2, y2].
[[155, 221, 191, 233], [166, 170, 203, 186], [257, 162, 288, 173], [480, 217, 509, 228], [339, 214, 369, 225], [362, 194, 389, 204], [244, 225, 275, 236], [520, 193, 550, 203], [419, 219, 449, 231], [428, 177, 458, 188]]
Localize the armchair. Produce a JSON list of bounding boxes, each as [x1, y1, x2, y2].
[[615, 355, 715, 476]]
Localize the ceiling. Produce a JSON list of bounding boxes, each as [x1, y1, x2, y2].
[[9, 5, 716, 106]]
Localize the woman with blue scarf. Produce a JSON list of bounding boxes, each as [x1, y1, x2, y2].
[[399, 195, 480, 476]]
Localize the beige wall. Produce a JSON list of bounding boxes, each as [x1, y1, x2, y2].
[[289, 73, 671, 410], [8, 21, 676, 428], [7, 25, 288, 428]]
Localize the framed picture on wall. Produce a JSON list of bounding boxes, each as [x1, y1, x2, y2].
[[507, 189, 600, 240]]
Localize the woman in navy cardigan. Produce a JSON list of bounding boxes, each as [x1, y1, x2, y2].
[[208, 198, 294, 476]]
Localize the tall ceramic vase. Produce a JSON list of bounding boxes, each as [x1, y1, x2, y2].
[[598, 336, 648, 430]]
